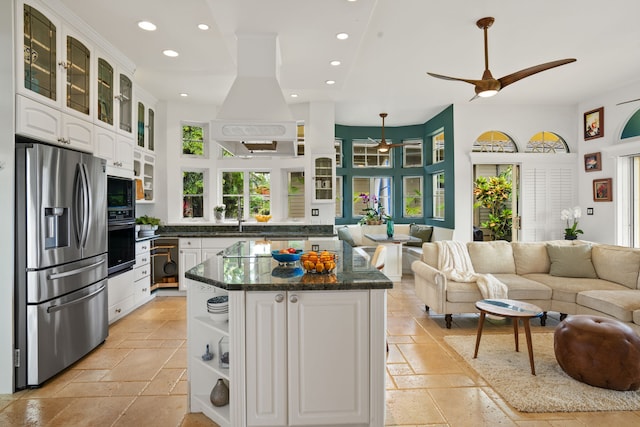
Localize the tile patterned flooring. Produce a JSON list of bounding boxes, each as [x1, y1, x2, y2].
[[2, 276, 640, 426]]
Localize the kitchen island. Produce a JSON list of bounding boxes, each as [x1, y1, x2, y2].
[[185, 239, 392, 427]]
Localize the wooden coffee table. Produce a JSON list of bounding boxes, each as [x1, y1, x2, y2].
[[473, 299, 543, 375]]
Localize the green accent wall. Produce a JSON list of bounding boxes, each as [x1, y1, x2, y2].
[[335, 105, 455, 229]]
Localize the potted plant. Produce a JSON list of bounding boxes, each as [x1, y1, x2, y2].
[[214, 205, 226, 222], [355, 193, 383, 225], [135, 215, 161, 237], [561, 206, 583, 240], [473, 168, 513, 241]]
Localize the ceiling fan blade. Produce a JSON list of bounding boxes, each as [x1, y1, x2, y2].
[[498, 58, 576, 89], [427, 72, 483, 86]]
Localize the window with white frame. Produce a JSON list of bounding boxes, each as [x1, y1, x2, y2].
[[432, 172, 445, 219], [352, 140, 391, 168], [403, 139, 423, 167], [182, 170, 205, 218], [353, 176, 392, 219], [182, 124, 207, 157], [432, 131, 445, 164], [221, 171, 271, 220], [287, 171, 305, 219], [335, 139, 343, 168], [403, 176, 423, 218]]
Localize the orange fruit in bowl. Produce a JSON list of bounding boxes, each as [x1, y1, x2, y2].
[[315, 262, 324, 272]]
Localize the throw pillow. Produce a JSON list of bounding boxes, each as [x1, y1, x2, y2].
[[337, 226, 356, 247], [407, 224, 433, 247], [546, 244, 598, 278]]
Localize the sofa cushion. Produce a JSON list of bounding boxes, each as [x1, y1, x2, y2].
[[421, 242, 439, 268], [407, 224, 433, 247], [591, 245, 640, 289], [546, 244, 597, 278], [467, 241, 516, 274], [522, 274, 626, 303], [512, 242, 550, 275], [577, 290, 640, 322], [337, 226, 357, 247], [493, 273, 553, 300], [446, 280, 483, 303]]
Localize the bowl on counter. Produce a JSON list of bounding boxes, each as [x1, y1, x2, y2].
[[271, 265, 304, 278], [256, 214, 272, 222], [271, 249, 303, 263]]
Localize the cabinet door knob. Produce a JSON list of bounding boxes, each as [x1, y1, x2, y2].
[[274, 294, 284, 303], [289, 295, 298, 303]]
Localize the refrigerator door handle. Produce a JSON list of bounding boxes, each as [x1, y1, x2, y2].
[[47, 259, 106, 280], [73, 164, 83, 247], [46, 284, 106, 314], [79, 163, 91, 248]]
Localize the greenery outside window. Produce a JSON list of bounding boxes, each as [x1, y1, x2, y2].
[[353, 140, 391, 168], [432, 131, 445, 164], [287, 171, 305, 219], [432, 173, 445, 219], [183, 170, 204, 218], [222, 171, 243, 219], [353, 176, 392, 219], [403, 176, 423, 218], [249, 172, 270, 218], [222, 171, 271, 220], [403, 140, 422, 167], [335, 176, 343, 218], [182, 124, 206, 156]]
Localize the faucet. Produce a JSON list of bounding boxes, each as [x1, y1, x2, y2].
[[238, 202, 244, 232]]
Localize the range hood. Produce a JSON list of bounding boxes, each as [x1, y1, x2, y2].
[[212, 33, 297, 157]]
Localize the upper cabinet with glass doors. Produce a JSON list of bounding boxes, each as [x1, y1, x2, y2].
[[94, 54, 134, 136], [135, 91, 157, 152], [312, 155, 335, 203], [21, 2, 92, 120]]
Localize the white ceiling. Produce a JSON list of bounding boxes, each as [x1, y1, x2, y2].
[[59, 0, 640, 126]]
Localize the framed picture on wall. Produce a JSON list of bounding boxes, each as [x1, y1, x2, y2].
[[584, 152, 602, 172], [584, 107, 604, 140], [593, 178, 612, 202]]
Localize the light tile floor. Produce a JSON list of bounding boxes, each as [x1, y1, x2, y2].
[[2, 277, 640, 426]]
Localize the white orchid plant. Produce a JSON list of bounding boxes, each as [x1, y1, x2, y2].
[[560, 206, 583, 238]]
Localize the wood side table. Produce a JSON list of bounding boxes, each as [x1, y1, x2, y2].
[[473, 299, 543, 375]]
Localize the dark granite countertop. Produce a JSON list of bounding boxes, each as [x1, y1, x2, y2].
[[185, 239, 393, 291], [157, 224, 335, 239]]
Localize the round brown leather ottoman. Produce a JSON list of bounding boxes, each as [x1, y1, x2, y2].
[[554, 315, 640, 391]]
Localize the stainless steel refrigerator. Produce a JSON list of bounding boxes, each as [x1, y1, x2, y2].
[[15, 139, 109, 389]]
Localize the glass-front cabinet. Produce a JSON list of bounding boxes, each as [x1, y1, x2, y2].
[[313, 155, 335, 203], [97, 58, 113, 126], [65, 35, 90, 115], [23, 4, 57, 102], [118, 74, 133, 133]]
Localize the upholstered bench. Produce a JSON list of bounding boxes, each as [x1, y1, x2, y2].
[[553, 315, 640, 391]]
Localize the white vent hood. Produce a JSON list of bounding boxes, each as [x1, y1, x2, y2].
[[211, 33, 297, 157]]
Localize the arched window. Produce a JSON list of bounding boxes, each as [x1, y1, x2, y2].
[[525, 131, 569, 153], [472, 131, 518, 152], [621, 108, 640, 140]]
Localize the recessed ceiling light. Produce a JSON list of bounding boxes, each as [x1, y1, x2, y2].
[[325, 80, 336, 85], [336, 33, 349, 40], [290, 93, 299, 98], [163, 49, 179, 57], [137, 21, 157, 31], [330, 60, 341, 66], [180, 93, 188, 97], [347, 0, 358, 2], [198, 23, 209, 30]]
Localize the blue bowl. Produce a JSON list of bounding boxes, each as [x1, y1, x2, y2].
[[271, 249, 303, 263], [271, 266, 304, 278]]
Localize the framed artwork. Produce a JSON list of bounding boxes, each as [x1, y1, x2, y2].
[[584, 107, 604, 140], [593, 178, 612, 202], [584, 152, 602, 172]]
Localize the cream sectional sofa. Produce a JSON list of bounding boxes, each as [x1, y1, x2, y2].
[[411, 240, 640, 332], [336, 224, 453, 274]]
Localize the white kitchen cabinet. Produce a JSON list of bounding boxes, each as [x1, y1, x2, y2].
[[312, 155, 335, 203], [95, 127, 134, 178], [246, 290, 370, 426], [134, 240, 153, 305], [107, 269, 135, 324], [95, 53, 134, 137], [179, 238, 202, 291], [16, 94, 94, 152], [133, 150, 155, 202]]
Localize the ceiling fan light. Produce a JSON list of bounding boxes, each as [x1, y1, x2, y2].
[[478, 89, 498, 98], [378, 146, 389, 153]]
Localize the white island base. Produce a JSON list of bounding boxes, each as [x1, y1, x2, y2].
[[187, 279, 387, 427]]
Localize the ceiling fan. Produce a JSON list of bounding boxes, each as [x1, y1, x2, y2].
[[427, 17, 576, 100], [367, 113, 421, 152]]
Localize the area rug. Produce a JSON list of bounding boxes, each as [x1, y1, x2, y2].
[[444, 333, 640, 413]]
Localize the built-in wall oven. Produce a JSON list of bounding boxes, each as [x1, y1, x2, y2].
[[107, 176, 136, 276]]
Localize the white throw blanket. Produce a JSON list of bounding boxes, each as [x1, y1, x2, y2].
[[436, 241, 508, 299]]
